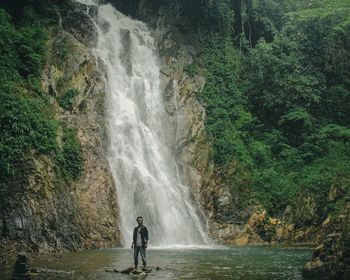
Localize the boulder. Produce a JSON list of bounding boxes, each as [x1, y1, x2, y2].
[[11, 254, 31, 280]]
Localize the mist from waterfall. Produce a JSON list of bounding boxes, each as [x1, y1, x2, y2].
[[79, 1, 210, 247]]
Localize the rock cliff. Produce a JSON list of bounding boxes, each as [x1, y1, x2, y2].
[[0, 1, 120, 259], [1, 1, 346, 265], [127, 1, 350, 250], [303, 205, 350, 279], [149, 7, 248, 241]]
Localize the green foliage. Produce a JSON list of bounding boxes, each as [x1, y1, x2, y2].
[[0, 88, 59, 204], [297, 145, 350, 217], [52, 33, 72, 62], [0, 8, 55, 208], [0, 6, 82, 209], [0, 9, 20, 83], [184, 63, 199, 77], [177, 0, 235, 34], [16, 24, 48, 78], [198, 0, 350, 218], [56, 126, 83, 182], [57, 88, 79, 111], [199, 37, 254, 165]]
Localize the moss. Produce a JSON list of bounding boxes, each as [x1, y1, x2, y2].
[[56, 124, 83, 182], [0, 6, 83, 210], [57, 88, 80, 111], [53, 33, 71, 61], [0, 7, 59, 209], [184, 63, 199, 77]]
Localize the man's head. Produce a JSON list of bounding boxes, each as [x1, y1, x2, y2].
[[136, 216, 143, 225]]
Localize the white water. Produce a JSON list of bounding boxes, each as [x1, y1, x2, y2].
[[77, 1, 210, 247], [75, 0, 99, 5]]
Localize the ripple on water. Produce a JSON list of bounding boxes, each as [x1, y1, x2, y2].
[[1, 246, 313, 280]]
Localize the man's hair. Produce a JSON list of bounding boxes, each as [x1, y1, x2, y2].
[[136, 216, 143, 221]]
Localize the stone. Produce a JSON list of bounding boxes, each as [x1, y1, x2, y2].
[[303, 208, 350, 279], [11, 254, 31, 280], [155, 12, 220, 245], [313, 245, 324, 258], [120, 267, 152, 274], [164, 38, 175, 49], [322, 216, 331, 226], [294, 195, 318, 227], [121, 267, 134, 274], [217, 191, 232, 207], [269, 218, 280, 225], [105, 268, 120, 273], [61, 1, 98, 47], [1, 2, 120, 255]]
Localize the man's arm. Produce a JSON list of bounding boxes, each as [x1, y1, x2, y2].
[[144, 227, 149, 247], [145, 227, 149, 241], [131, 227, 136, 248]]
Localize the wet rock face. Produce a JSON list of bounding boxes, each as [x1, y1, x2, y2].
[[61, 1, 98, 47], [153, 18, 218, 227], [41, 6, 120, 250], [1, 1, 119, 256], [303, 208, 350, 280], [148, 9, 246, 242], [303, 234, 344, 279], [293, 195, 318, 227]]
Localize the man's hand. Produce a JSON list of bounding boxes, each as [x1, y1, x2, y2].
[[131, 243, 134, 249], [144, 242, 148, 248]]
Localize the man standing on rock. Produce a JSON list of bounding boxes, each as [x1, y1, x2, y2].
[[131, 216, 149, 271]]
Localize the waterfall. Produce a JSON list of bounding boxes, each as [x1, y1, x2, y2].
[[77, 1, 210, 247]]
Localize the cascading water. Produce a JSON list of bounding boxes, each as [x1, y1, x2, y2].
[[76, 1, 210, 247]]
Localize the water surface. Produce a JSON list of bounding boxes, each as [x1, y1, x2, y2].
[[2, 246, 312, 280]]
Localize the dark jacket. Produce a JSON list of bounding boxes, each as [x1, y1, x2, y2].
[[133, 225, 149, 247]]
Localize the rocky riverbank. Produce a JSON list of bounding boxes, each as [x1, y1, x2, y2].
[[302, 206, 350, 279]]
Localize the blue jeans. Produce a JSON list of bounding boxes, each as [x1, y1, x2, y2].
[[134, 246, 146, 267]]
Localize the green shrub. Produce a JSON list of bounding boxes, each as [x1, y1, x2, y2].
[[0, 6, 81, 210], [56, 126, 83, 182], [184, 63, 199, 77], [197, 0, 350, 218], [57, 88, 79, 111], [0, 87, 59, 208]]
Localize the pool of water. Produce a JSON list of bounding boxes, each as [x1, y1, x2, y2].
[[1, 246, 312, 280]]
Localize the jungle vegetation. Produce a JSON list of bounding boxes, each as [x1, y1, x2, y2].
[[179, 0, 350, 221], [0, 0, 349, 225], [0, 1, 83, 210]]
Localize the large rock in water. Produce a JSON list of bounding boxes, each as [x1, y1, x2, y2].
[[11, 254, 31, 280], [303, 206, 350, 279]]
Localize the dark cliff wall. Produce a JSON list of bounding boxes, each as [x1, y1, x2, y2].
[[303, 206, 350, 280]]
